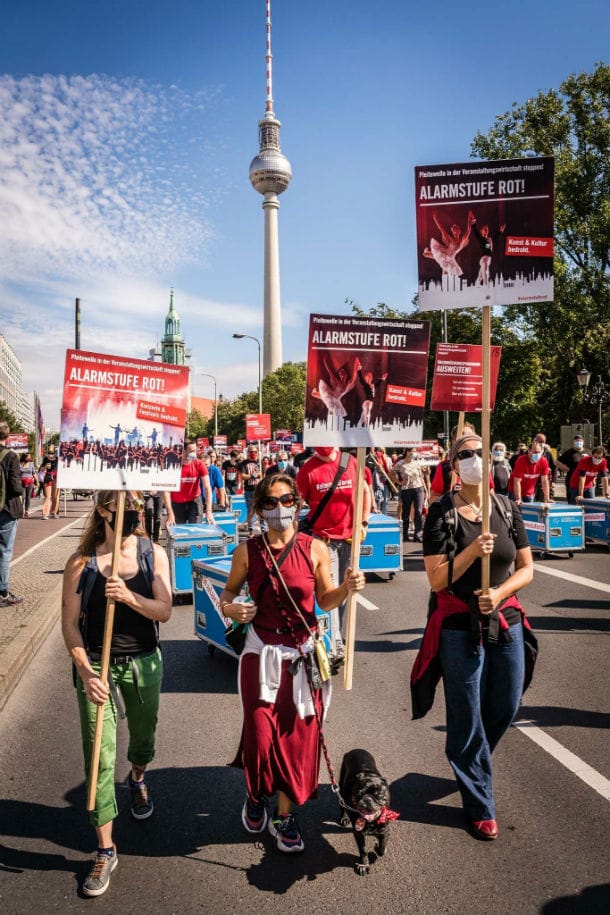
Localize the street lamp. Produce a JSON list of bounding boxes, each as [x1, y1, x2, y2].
[[197, 371, 218, 437], [232, 333, 262, 414], [576, 367, 591, 392]]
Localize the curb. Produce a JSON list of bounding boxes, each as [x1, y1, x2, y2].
[[0, 576, 63, 712]]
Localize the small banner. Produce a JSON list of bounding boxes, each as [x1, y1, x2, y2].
[[430, 343, 502, 412]]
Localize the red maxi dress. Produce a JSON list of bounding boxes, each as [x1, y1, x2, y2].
[[230, 533, 324, 805]]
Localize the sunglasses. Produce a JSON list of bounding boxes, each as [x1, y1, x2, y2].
[[456, 448, 483, 460], [261, 494, 296, 510], [106, 498, 144, 511]]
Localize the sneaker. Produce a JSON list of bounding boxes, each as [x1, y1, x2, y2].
[[241, 794, 268, 833], [42, 515, 50, 520], [0, 592, 23, 607], [52, 513, 60, 519], [268, 813, 305, 853], [82, 848, 118, 897], [129, 776, 154, 819]]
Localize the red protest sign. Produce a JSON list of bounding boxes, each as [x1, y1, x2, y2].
[[430, 343, 502, 412], [246, 414, 271, 442], [57, 348, 190, 491]]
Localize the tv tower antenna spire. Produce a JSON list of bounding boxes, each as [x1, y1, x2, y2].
[[249, 0, 292, 377]]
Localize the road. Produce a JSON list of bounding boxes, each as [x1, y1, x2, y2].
[[0, 512, 609, 915]]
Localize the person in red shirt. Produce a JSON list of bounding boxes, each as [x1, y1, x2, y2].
[[575, 446, 609, 501], [163, 440, 214, 525], [296, 447, 371, 662], [508, 440, 551, 504]]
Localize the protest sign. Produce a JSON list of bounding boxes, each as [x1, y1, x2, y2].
[[56, 349, 190, 491], [430, 343, 502, 412], [6, 433, 28, 452], [303, 313, 431, 448], [246, 414, 271, 442], [415, 155, 554, 310]]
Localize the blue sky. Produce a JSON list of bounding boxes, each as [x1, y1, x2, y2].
[[1, 0, 608, 428]]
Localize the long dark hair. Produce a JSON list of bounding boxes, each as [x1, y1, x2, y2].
[[78, 490, 146, 560]]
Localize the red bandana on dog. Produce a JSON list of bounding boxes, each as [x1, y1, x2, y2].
[[354, 806, 400, 831]]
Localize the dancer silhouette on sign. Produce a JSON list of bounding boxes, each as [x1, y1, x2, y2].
[[471, 218, 506, 285], [423, 210, 475, 278], [312, 357, 361, 420], [357, 365, 388, 427]]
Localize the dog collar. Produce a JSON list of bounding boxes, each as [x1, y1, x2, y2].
[[354, 806, 400, 831]]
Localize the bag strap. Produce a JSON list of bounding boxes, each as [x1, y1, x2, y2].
[[253, 534, 298, 607], [305, 450, 350, 530], [261, 534, 317, 640]]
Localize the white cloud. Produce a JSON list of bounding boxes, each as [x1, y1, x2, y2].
[[0, 73, 219, 281]]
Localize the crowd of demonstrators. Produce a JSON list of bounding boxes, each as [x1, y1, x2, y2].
[[414, 432, 535, 841], [0, 422, 24, 607], [220, 473, 365, 854], [295, 446, 371, 666], [62, 491, 172, 897], [163, 440, 214, 526], [393, 448, 430, 542]]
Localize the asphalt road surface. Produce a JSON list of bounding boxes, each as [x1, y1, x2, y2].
[[0, 530, 608, 915]]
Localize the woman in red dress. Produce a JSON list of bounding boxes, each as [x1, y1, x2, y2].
[[221, 473, 365, 854]]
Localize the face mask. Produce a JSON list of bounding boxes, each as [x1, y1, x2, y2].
[[492, 450, 505, 461], [248, 453, 258, 461], [315, 447, 335, 459], [108, 510, 141, 538], [573, 441, 583, 451], [261, 505, 296, 532], [529, 452, 542, 463], [277, 460, 287, 470], [185, 452, 196, 462], [458, 455, 483, 485], [592, 456, 603, 465]]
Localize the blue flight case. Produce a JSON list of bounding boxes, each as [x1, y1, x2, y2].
[[228, 493, 247, 525], [192, 556, 333, 658], [210, 510, 239, 554], [359, 512, 402, 578], [520, 502, 585, 557], [166, 523, 227, 595], [582, 498, 610, 547]]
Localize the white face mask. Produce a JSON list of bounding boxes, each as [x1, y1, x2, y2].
[[492, 450, 505, 461], [261, 505, 296, 532], [573, 441, 583, 451], [458, 455, 483, 485], [185, 452, 196, 462], [592, 456, 603, 465]]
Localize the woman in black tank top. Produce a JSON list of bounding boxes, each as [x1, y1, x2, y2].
[[62, 490, 171, 898]]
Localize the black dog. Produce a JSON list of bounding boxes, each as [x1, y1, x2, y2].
[[339, 749, 396, 876]]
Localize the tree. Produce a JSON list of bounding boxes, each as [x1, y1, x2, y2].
[[471, 63, 610, 439]]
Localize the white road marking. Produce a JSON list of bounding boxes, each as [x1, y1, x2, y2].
[[357, 594, 379, 610], [534, 565, 610, 594], [515, 720, 610, 801], [11, 516, 85, 567]]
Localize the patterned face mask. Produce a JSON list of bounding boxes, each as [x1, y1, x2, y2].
[[261, 505, 296, 532]]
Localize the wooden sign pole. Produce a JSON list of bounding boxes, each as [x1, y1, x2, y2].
[[481, 306, 492, 593], [343, 447, 365, 691], [87, 490, 126, 811]]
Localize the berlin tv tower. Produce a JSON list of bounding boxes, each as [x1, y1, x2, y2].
[[249, 0, 292, 377]]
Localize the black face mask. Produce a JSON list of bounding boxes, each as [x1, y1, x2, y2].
[[108, 510, 141, 538]]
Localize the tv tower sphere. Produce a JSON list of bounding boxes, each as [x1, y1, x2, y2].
[[249, 113, 292, 195]]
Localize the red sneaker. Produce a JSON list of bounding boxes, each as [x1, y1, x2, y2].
[[471, 818, 499, 839]]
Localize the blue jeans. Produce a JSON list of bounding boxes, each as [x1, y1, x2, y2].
[[0, 509, 18, 594], [439, 622, 525, 820]]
